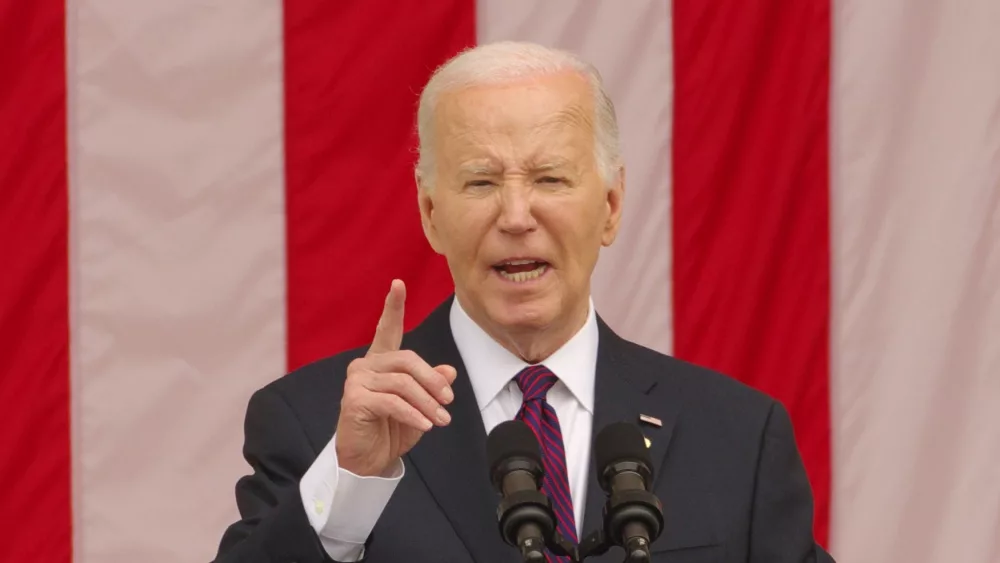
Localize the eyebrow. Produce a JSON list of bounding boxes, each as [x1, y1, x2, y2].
[[532, 160, 570, 172], [458, 162, 500, 175], [456, 157, 575, 175]]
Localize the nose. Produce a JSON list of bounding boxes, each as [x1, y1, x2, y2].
[[496, 182, 537, 234]]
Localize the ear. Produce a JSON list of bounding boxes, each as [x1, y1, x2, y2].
[[601, 164, 625, 247], [415, 170, 444, 254]]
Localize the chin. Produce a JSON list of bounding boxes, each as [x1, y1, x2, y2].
[[486, 293, 560, 331]]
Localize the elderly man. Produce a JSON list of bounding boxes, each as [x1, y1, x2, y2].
[[213, 41, 834, 563]]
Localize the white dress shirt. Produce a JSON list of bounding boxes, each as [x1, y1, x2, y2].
[[299, 297, 598, 561]]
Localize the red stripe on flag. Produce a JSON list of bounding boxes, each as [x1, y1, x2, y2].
[[0, 1, 72, 560], [672, 0, 832, 545], [283, 0, 475, 369]]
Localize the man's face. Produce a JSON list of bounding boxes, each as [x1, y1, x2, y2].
[[417, 70, 624, 343]]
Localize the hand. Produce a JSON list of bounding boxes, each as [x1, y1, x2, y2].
[[335, 279, 457, 477]]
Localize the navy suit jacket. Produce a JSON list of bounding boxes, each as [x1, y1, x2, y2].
[[213, 296, 835, 563]]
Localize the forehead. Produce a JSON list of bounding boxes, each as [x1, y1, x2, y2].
[[433, 71, 596, 159]]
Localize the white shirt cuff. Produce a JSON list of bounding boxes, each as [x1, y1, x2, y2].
[[299, 433, 404, 561]]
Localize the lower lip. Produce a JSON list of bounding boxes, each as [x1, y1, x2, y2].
[[492, 264, 550, 285]]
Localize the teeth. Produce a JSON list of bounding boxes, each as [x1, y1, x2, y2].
[[502, 259, 537, 266], [498, 264, 547, 283]]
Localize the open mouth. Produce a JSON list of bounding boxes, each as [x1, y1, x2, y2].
[[492, 259, 549, 283]]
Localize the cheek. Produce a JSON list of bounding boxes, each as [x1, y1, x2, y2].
[[584, 197, 612, 243], [436, 201, 491, 258], [549, 198, 605, 241]]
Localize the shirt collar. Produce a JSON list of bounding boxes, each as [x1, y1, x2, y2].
[[449, 295, 598, 414]]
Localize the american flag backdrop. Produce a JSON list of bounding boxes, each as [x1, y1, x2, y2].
[[2, 1, 998, 562]]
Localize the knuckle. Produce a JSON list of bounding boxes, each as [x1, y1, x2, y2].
[[347, 357, 368, 374], [383, 351, 410, 373], [381, 372, 406, 392], [344, 371, 365, 390], [396, 373, 423, 399], [344, 360, 376, 391], [341, 386, 365, 409], [400, 349, 420, 366]]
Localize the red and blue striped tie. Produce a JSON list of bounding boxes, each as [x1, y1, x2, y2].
[[514, 365, 577, 562]]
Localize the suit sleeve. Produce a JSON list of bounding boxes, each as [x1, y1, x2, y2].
[[212, 386, 361, 563], [749, 401, 836, 563]]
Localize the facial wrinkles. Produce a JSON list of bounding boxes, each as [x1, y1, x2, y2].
[[455, 131, 590, 186], [529, 110, 595, 182], [431, 80, 604, 247], [442, 83, 593, 164]]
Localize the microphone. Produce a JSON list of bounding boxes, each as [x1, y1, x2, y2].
[[594, 422, 665, 563], [486, 420, 557, 563]]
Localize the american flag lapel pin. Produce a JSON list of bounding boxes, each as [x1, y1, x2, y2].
[[639, 413, 663, 428]]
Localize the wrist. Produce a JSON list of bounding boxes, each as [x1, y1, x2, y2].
[[336, 446, 397, 478]]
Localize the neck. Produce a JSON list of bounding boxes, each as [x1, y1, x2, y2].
[[458, 294, 590, 364]]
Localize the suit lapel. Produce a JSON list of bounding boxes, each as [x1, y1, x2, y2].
[[402, 298, 519, 563], [581, 317, 680, 549], [400, 300, 683, 563]]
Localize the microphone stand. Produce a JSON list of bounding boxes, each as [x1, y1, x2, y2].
[[539, 527, 650, 563], [495, 476, 650, 563], [535, 486, 661, 563]]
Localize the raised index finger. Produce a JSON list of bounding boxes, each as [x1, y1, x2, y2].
[[368, 279, 405, 355]]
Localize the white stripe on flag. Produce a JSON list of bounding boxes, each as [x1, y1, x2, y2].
[[476, 0, 675, 356], [68, 1, 287, 560], [831, 0, 1000, 560]]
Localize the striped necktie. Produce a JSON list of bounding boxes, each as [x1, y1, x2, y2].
[[514, 365, 577, 561]]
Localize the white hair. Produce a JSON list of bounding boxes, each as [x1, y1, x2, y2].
[[415, 41, 621, 190]]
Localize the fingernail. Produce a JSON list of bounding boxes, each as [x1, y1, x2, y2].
[[437, 407, 451, 425], [441, 387, 454, 404]]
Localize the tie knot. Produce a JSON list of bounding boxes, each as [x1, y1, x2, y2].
[[514, 365, 558, 402]]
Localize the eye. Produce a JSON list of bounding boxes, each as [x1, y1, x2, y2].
[[464, 179, 495, 188], [537, 176, 564, 184]]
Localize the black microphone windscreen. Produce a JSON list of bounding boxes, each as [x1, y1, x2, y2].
[[487, 419, 543, 473], [594, 421, 652, 473]]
